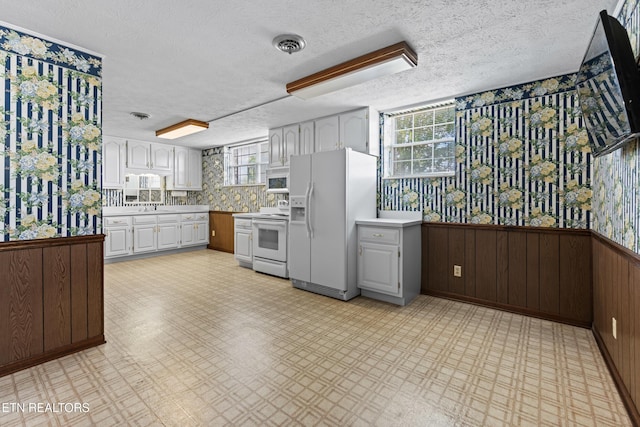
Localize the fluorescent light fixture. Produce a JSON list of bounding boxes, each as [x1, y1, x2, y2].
[[286, 41, 418, 99], [156, 119, 209, 139]]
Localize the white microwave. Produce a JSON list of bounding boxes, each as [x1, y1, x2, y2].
[[265, 169, 289, 193]]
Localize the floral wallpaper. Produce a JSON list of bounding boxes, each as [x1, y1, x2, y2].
[[0, 24, 102, 241], [381, 74, 592, 229], [196, 147, 285, 212], [590, 0, 640, 254]]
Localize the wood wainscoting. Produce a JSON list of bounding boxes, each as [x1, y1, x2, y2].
[[208, 211, 235, 253], [421, 223, 592, 328], [592, 232, 640, 425], [0, 235, 106, 377]]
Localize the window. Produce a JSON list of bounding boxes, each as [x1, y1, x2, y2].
[[224, 141, 269, 186], [383, 102, 456, 178]]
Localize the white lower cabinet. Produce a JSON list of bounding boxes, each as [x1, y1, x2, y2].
[[157, 214, 180, 250], [180, 213, 209, 247], [356, 219, 422, 306], [104, 216, 132, 258], [233, 217, 253, 267], [104, 211, 209, 260], [133, 216, 157, 253]]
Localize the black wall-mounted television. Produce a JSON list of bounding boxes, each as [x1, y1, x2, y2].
[[575, 10, 640, 157]]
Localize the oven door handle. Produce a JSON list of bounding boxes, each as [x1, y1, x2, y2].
[[252, 220, 287, 229]]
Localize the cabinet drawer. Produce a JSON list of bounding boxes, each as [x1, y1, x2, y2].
[[104, 216, 131, 227], [157, 214, 179, 223], [359, 226, 399, 244], [133, 215, 157, 225], [181, 213, 197, 222]]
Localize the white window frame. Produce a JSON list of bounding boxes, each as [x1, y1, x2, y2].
[[383, 101, 456, 179], [224, 140, 269, 186]]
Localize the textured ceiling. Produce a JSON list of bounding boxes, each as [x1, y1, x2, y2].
[[0, 0, 622, 148]]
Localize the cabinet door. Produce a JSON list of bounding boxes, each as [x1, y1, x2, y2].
[[133, 224, 156, 253], [234, 230, 252, 263], [103, 138, 125, 188], [173, 147, 189, 189], [151, 144, 173, 171], [282, 124, 299, 166], [187, 149, 202, 189], [314, 116, 339, 152], [157, 222, 179, 250], [358, 241, 400, 296], [299, 121, 315, 155], [194, 221, 209, 244], [268, 128, 283, 168], [339, 109, 368, 153], [105, 226, 130, 257], [181, 222, 195, 246], [127, 140, 150, 169]]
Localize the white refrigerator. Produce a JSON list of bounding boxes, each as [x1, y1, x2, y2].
[[288, 148, 376, 301]]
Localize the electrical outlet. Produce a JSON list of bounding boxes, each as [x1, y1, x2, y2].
[[211, 230, 216, 237], [453, 265, 462, 277], [612, 317, 617, 339]]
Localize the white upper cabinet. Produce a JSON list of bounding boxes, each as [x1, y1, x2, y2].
[[282, 124, 299, 166], [266, 107, 379, 167], [188, 148, 202, 189], [340, 108, 373, 155], [299, 121, 314, 155], [102, 136, 126, 188], [167, 147, 202, 190], [126, 140, 151, 170], [314, 115, 339, 153], [126, 139, 174, 172], [268, 128, 284, 168], [151, 144, 173, 172], [269, 125, 299, 168]]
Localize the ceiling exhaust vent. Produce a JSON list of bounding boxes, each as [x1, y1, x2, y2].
[[273, 34, 306, 54]]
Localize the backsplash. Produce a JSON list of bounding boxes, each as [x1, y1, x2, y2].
[[0, 24, 102, 241], [380, 73, 592, 229], [102, 189, 200, 207], [195, 147, 286, 212]]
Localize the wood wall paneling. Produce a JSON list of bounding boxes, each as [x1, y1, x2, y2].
[[559, 234, 592, 325], [475, 230, 497, 301], [43, 246, 71, 352], [539, 233, 560, 315], [508, 231, 527, 308], [525, 233, 540, 310], [632, 261, 640, 410], [464, 229, 476, 297], [421, 226, 429, 294], [70, 244, 88, 343], [0, 236, 104, 377], [428, 227, 448, 292], [87, 241, 104, 338], [208, 211, 235, 253], [448, 228, 465, 294], [0, 249, 43, 365], [496, 231, 509, 304]]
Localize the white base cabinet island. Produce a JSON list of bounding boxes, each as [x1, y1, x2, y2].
[[356, 214, 422, 306]]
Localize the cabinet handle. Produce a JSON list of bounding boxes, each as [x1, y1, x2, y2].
[[359, 245, 362, 256], [151, 162, 154, 168], [373, 233, 384, 237]]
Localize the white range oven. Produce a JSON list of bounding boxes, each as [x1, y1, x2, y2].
[[252, 215, 288, 278]]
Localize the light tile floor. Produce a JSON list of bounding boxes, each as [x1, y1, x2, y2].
[[0, 250, 632, 426]]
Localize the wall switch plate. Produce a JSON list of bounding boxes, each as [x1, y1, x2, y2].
[[613, 317, 617, 339], [453, 265, 462, 277], [211, 230, 216, 237]]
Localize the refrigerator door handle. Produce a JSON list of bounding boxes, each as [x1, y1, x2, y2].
[[308, 182, 314, 238], [304, 181, 311, 238]]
